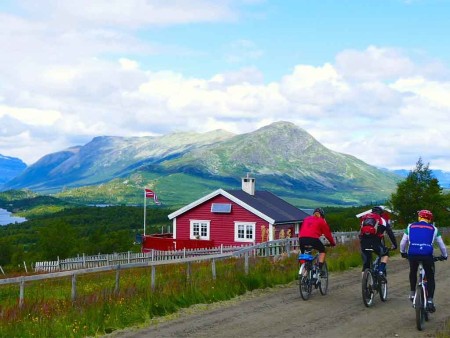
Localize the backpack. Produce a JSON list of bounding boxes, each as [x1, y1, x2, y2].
[[360, 215, 379, 236]]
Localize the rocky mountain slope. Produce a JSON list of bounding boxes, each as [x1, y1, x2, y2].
[[3, 121, 401, 207]]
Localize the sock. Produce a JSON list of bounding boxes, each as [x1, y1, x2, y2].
[[379, 262, 386, 272], [319, 262, 323, 269]]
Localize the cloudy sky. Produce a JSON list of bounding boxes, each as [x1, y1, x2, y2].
[[1, 0, 450, 171]]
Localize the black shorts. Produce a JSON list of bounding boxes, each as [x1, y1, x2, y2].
[[360, 236, 389, 271], [360, 236, 389, 256], [299, 237, 326, 253]]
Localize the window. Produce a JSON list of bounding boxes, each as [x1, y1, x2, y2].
[[234, 222, 256, 242], [211, 203, 232, 213], [190, 220, 210, 240]]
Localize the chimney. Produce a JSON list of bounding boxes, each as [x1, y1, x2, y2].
[[242, 174, 255, 196]]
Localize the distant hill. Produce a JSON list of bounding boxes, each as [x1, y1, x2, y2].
[[0, 154, 27, 187], [3, 122, 402, 207]]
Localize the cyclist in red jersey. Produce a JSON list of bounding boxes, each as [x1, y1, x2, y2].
[[299, 208, 336, 275]]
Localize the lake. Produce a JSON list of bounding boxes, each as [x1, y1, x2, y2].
[[0, 208, 27, 226]]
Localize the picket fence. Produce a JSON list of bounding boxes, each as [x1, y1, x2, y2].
[[34, 244, 255, 272], [32, 230, 386, 273]]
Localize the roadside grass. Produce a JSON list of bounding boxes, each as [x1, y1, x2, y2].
[[0, 255, 302, 338]]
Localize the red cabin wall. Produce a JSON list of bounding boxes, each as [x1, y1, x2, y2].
[[175, 195, 269, 246]]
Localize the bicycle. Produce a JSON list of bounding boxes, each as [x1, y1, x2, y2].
[[298, 246, 328, 300], [361, 248, 388, 307], [405, 255, 446, 331]]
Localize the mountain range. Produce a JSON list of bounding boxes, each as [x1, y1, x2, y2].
[[1, 121, 409, 208], [0, 155, 26, 186]]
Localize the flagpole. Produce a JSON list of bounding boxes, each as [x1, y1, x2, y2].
[[143, 189, 147, 236]]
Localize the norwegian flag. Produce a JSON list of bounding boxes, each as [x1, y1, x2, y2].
[[144, 188, 161, 204]]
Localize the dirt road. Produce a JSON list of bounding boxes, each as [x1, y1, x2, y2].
[[108, 256, 450, 338]]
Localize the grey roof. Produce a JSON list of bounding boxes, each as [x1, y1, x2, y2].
[[225, 190, 309, 224]]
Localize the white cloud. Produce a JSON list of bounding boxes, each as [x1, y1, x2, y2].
[[335, 46, 415, 81], [1, 1, 450, 172]]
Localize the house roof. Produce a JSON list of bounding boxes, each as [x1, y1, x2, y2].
[[168, 188, 309, 225]]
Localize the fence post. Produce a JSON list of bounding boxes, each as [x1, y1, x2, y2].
[[19, 277, 25, 308], [151, 265, 156, 290], [244, 252, 249, 275], [0, 265, 4, 275], [71, 273, 77, 302], [128, 251, 131, 264], [114, 265, 120, 294], [83, 253, 86, 269], [211, 258, 216, 280], [285, 239, 290, 257], [186, 262, 191, 281]]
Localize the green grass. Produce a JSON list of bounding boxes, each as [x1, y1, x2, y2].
[[0, 239, 448, 338]]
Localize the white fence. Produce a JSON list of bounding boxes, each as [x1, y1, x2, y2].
[[34, 244, 263, 273], [33, 230, 404, 273]]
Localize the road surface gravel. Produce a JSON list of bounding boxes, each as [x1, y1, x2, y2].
[[106, 255, 450, 338]]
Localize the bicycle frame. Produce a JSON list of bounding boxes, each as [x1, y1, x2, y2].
[[413, 262, 427, 307], [361, 248, 388, 307], [413, 261, 429, 331], [298, 248, 329, 300]]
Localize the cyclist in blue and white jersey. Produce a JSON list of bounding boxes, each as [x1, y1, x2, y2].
[[399, 209, 448, 313]]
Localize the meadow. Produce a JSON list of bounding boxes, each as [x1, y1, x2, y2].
[[0, 240, 365, 338]]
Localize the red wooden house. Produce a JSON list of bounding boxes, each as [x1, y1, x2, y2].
[[142, 176, 309, 251]]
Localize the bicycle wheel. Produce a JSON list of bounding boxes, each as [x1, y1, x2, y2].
[[362, 269, 375, 307], [379, 275, 388, 302], [319, 262, 328, 295], [415, 285, 425, 331], [299, 264, 311, 300]]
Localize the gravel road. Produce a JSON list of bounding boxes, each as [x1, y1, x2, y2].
[[106, 255, 450, 338]]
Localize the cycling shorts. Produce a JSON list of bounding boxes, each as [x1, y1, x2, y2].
[[299, 237, 326, 253]]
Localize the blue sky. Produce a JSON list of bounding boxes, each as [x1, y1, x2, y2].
[[1, 0, 450, 171]]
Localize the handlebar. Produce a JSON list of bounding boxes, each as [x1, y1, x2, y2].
[[401, 253, 447, 262], [434, 256, 447, 262]]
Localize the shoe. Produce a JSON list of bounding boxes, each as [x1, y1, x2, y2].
[[427, 301, 436, 313], [408, 295, 414, 303], [319, 270, 326, 278]]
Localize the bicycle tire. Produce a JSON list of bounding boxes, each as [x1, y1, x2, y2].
[[362, 269, 375, 307], [299, 264, 311, 300], [319, 262, 328, 295], [415, 285, 425, 331], [379, 275, 388, 302]]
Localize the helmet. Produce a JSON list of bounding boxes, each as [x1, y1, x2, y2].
[[418, 210, 433, 221], [313, 207, 325, 218], [371, 206, 384, 215]]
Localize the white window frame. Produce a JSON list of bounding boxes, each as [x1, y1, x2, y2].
[[234, 222, 256, 243], [190, 220, 210, 240], [295, 222, 300, 235]]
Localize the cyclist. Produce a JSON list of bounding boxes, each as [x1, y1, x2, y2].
[[399, 209, 448, 313], [359, 206, 397, 276], [298, 207, 336, 276]]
